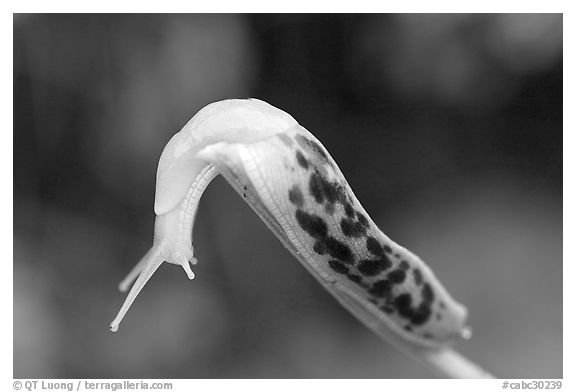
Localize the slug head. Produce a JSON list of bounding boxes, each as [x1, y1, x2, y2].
[[154, 98, 298, 215], [110, 98, 298, 332]]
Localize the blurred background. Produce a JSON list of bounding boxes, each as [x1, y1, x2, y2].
[[13, 14, 562, 378]]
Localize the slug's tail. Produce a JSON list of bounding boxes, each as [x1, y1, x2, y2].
[[110, 242, 167, 332]]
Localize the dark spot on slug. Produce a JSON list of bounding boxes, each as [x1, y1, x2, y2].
[[344, 203, 355, 218], [356, 212, 368, 227], [383, 245, 393, 254], [388, 269, 407, 284], [328, 259, 349, 275], [358, 260, 383, 276], [394, 293, 432, 326], [295, 210, 328, 239], [394, 294, 414, 319], [295, 150, 309, 169], [421, 283, 435, 303], [380, 305, 395, 314], [324, 180, 345, 205], [309, 172, 325, 204], [295, 134, 310, 149], [413, 268, 423, 285], [366, 236, 384, 256], [277, 133, 294, 147], [347, 274, 364, 285], [313, 242, 326, 255], [324, 237, 353, 264], [358, 256, 392, 276], [340, 218, 353, 233], [307, 170, 350, 220], [309, 171, 346, 205], [243, 193, 247, 198], [340, 217, 367, 238], [422, 333, 434, 339], [439, 301, 446, 309], [369, 279, 392, 298], [295, 134, 328, 161], [399, 260, 410, 271], [404, 325, 413, 332], [288, 186, 304, 208], [410, 306, 432, 325], [436, 313, 443, 321], [297, 212, 354, 265], [243, 185, 248, 191]]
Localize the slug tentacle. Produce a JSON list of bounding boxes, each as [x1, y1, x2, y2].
[[110, 241, 167, 332], [110, 98, 471, 358], [118, 248, 152, 292]]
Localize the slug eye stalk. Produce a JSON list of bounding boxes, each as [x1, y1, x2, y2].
[[109, 98, 493, 378]]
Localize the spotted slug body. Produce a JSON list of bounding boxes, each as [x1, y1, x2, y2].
[[110, 98, 469, 350]]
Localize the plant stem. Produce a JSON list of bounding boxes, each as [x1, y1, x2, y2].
[[416, 347, 494, 378]]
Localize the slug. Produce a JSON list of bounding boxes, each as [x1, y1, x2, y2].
[[109, 98, 470, 351]]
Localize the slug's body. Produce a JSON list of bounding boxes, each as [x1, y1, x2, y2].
[[110, 99, 469, 351]]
